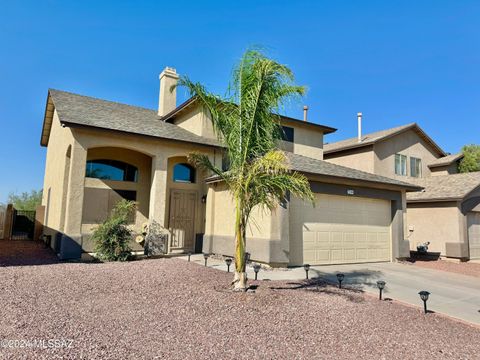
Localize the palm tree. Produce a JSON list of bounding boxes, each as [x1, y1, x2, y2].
[[178, 50, 314, 291]]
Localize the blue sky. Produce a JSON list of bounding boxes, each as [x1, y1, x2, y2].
[[0, 1, 479, 202]]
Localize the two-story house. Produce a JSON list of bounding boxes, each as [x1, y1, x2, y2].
[[40, 68, 419, 266], [324, 115, 480, 261]]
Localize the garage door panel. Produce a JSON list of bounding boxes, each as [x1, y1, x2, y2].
[[468, 212, 480, 260], [301, 194, 392, 265], [331, 249, 343, 261], [316, 249, 331, 262]]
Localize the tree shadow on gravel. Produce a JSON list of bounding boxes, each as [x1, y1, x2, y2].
[[268, 278, 366, 303], [308, 269, 385, 292]]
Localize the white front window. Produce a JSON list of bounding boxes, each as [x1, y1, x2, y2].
[[395, 154, 407, 176]]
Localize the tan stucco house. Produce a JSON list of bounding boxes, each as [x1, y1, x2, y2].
[[40, 67, 420, 266], [324, 118, 480, 261]]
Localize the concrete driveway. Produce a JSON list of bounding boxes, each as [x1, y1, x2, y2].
[[308, 262, 480, 326], [185, 255, 480, 326]]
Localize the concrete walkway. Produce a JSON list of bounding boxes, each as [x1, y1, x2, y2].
[[182, 254, 480, 326]]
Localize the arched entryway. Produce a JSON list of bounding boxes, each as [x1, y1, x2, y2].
[[166, 156, 206, 253], [81, 147, 152, 252]]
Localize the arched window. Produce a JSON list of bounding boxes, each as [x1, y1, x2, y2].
[[86, 159, 138, 182], [173, 163, 195, 183]]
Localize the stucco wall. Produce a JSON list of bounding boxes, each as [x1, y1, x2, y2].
[[374, 129, 441, 180], [292, 126, 324, 159], [324, 146, 375, 173], [203, 183, 290, 265], [41, 110, 75, 249], [173, 106, 217, 140], [406, 202, 463, 255], [430, 163, 459, 176]]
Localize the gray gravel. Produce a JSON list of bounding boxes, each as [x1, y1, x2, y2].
[[1, 241, 480, 359]]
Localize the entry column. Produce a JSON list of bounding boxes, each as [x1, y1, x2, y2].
[[149, 155, 168, 227]]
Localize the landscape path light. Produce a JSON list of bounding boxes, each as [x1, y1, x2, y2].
[[253, 263, 261, 280], [187, 252, 192, 262], [225, 257, 232, 273], [203, 253, 209, 267], [303, 264, 310, 279], [418, 291, 430, 314], [336, 273, 345, 289], [376, 280, 386, 300]]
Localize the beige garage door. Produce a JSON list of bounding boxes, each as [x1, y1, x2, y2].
[[468, 212, 480, 260], [298, 194, 392, 265]]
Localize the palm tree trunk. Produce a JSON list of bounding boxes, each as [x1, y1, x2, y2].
[[232, 197, 247, 291]]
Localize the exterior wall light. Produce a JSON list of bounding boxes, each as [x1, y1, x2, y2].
[[203, 253, 209, 267], [253, 263, 261, 280], [225, 257, 232, 272], [418, 291, 430, 314], [303, 264, 311, 279], [376, 280, 386, 300], [336, 273, 345, 288]]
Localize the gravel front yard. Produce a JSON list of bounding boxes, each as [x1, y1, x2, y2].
[[1, 241, 480, 359], [407, 258, 480, 278]]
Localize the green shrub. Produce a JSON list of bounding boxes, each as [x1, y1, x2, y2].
[[91, 200, 137, 261]]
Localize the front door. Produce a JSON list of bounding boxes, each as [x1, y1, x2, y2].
[[168, 190, 197, 251]]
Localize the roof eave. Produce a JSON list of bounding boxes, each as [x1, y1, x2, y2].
[[407, 197, 463, 203], [40, 90, 55, 147], [205, 171, 423, 192], [324, 123, 447, 157], [60, 121, 222, 149]]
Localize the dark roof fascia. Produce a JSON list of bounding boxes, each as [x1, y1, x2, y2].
[[407, 197, 463, 203], [40, 91, 54, 147]]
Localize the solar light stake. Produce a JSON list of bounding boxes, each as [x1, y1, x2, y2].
[[303, 264, 311, 279], [418, 291, 430, 314], [376, 280, 386, 300], [187, 252, 192, 262], [225, 258, 232, 273], [253, 263, 261, 280], [203, 253, 209, 267], [336, 273, 345, 289]]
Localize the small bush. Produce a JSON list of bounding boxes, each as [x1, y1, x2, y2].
[[91, 200, 136, 261]]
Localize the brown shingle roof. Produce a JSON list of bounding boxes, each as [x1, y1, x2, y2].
[[406, 172, 480, 202], [324, 123, 447, 156], [428, 153, 464, 168], [206, 152, 422, 191], [285, 152, 421, 191], [41, 89, 221, 147]]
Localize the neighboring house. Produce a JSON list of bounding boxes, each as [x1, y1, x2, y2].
[[324, 117, 480, 260], [40, 67, 419, 266]]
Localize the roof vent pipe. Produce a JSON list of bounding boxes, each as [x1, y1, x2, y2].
[[303, 105, 309, 122], [357, 112, 362, 142]]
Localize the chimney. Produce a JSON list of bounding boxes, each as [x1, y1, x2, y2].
[[303, 105, 309, 122], [158, 67, 179, 117], [357, 112, 363, 142]]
